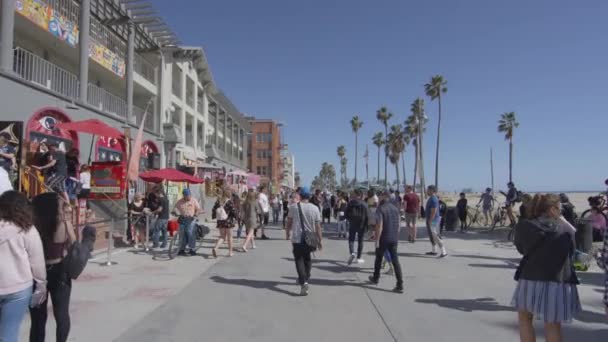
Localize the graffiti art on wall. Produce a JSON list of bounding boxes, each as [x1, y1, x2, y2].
[[89, 39, 126, 78], [0, 122, 24, 186], [15, 0, 79, 47]]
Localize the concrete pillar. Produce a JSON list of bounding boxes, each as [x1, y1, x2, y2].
[[193, 116, 198, 151], [126, 22, 135, 122], [78, 0, 90, 102], [214, 106, 219, 146], [223, 112, 227, 152], [0, 0, 15, 72]]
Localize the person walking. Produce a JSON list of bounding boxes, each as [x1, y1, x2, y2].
[[321, 191, 332, 224], [457, 192, 468, 232], [30, 192, 77, 342], [151, 187, 169, 249], [286, 187, 322, 296], [212, 189, 238, 258], [336, 193, 348, 238], [403, 185, 419, 242], [366, 189, 379, 238], [282, 194, 290, 230], [257, 186, 270, 240], [345, 189, 368, 265], [128, 193, 147, 248], [505, 182, 519, 227], [559, 193, 577, 226], [477, 188, 495, 226], [241, 191, 259, 252], [77, 165, 91, 202], [0, 191, 47, 342], [173, 188, 202, 256], [425, 185, 447, 257], [232, 192, 243, 240], [368, 190, 404, 293], [512, 194, 581, 342], [271, 194, 281, 225]]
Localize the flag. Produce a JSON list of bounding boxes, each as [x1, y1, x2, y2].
[[127, 111, 146, 181]]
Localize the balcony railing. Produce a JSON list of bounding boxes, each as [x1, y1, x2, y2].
[[134, 54, 155, 84], [12, 47, 158, 132], [134, 105, 155, 132], [197, 100, 204, 115]]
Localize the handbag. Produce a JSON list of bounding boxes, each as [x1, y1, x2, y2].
[[298, 203, 319, 251]]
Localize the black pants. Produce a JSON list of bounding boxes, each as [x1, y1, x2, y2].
[[293, 243, 312, 285], [373, 241, 403, 287], [348, 225, 365, 259], [322, 208, 331, 223], [30, 262, 72, 342]]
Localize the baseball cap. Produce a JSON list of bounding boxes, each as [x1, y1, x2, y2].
[[182, 188, 191, 196], [299, 186, 311, 199]]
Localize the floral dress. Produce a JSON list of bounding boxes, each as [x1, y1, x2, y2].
[[217, 199, 238, 229]]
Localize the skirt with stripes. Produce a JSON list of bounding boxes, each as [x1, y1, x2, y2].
[[511, 279, 581, 323]]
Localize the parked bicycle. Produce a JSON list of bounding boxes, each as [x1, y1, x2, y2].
[[465, 205, 482, 228], [167, 215, 210, 259], [490, 203, 508, 231]]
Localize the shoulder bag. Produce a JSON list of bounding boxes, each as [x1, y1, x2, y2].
[[298, 203, 319, 251]]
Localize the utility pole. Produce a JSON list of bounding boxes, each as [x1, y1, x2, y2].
[[490, 147, 495, 193]]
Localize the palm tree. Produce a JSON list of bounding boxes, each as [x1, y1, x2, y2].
[[387, 124, 405, 186], [497, 112, 519, 183], [401, 130, 411, 187], [372, 132, 384, 185], [350, 115, 363, 184], [337, 145, 346, 185], [410, 98, 427, 202], [425, 75, 448, 191], [376, 106, 393, 187], [405, 115, 418, 190]]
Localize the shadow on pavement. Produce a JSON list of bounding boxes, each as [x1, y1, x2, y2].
[[415, 297, 514, 312], [210, 276, 300, 297], [468, 263, 517, 269], [450, 254, 520, 262], [577, 271, 606, 287], [496, 321, 608, 341]]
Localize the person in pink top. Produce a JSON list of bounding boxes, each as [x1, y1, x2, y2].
[[0, 191, 47, 342], [589, 207, 607, 242], [402, 185, 420, 242]]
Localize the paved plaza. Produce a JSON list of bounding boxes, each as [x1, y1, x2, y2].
[[20, 223, 607, 342]]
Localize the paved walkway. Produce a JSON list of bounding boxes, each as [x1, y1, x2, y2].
[[21, 222, 608, 341]]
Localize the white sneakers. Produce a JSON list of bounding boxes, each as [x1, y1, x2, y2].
[[300, 283, 309, 296], [348, 254, 365, 265], [357, 259, 365, 264]]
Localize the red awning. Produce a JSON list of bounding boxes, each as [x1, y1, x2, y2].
[[55, 119, 124, 139], [139, 168, 204, 184]]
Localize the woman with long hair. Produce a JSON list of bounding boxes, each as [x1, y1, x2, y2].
[[30, 192, 76, 342], [212, 188, 237, 258], [512, 194, 581, 342], [0, 191, 46, 342], [128, 193, 147, 247], [241, 190, 259, 252]]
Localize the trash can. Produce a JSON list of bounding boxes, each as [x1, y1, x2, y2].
[[575, 218, 593, 253], [445, 207, 458, 231]]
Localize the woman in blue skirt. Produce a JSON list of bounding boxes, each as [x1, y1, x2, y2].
[[512, 193, 581, 342]]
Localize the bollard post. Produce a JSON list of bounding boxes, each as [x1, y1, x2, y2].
[[102, 218, 118, 266], [144, 215, 150, 252]]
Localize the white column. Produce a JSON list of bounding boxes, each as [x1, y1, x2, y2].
[[0, 0, 15, 73]]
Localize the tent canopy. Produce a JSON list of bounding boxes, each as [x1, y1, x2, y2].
[[139, 168, 204, 184]]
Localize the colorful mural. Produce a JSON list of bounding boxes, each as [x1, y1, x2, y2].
[[15, 0, 79, 47], [89, 39, 126, 78]]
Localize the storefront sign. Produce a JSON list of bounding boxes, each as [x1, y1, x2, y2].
[[89, 39, 125, 78], [15, 0, 79, 47], [90, 161, 126, 200], [26, 108, 78, 153]]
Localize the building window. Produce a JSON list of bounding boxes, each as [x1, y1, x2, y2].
[[256, 133, 272, 143]]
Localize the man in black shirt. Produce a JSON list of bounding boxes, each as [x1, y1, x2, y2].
[[151, 187, 170, 248], [35, 143, 69, 203], [345, 188, 368, 265]]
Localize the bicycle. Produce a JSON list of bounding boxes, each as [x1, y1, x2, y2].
[[580, 193, 608, 221], [490, 204, 508, 231], [465, 205, 482, 228], [167, 216, 210, 259]]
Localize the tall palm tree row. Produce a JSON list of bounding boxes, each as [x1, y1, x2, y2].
[[350, 115, 363, 184], [424, 75, 448, 191], [337, 145, 346, 185], [401, 128, 411, 187], [387, 124, 406, 187], [372, 132, 384, 184], [410, 98, 427, 203], [497, 112, 519, 183], [376, 106, 393, 187]]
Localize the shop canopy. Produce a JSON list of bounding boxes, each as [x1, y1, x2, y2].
[[139, 168, 204, 184], [55, 119, 124, 139]]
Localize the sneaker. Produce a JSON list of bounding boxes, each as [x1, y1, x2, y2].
[[177, 250, 187, 256], [393, 286, 404, 294], [261, 235, 269, 240], [368, 275, 379, 285], [300, 283, 309, 296], [189, 250, 197, 256], [347, 254, 356, 265], [425, 251, 438, 256], [356, 259, 365, 264], [439, 252, 448, 258]]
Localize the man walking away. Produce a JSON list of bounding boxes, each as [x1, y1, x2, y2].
[[504, 182, 518, 227], [477, 188, 495, 226], [152, 187, 169, 249], [287, 187, 323, 296], [257, 186, 270, 240], [425, 185, 447, 257], [369, 190, 404, 293], [403, 185, 419, 242], [345, 189, 368, 265]]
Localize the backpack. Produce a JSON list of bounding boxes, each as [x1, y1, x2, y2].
[[64, 225, 96, 280], [346, 201, 367, 226], [515, 190, 524, 203], [211, 200, 221, 219]]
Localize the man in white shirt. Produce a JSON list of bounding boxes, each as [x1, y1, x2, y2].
[[0, 167, 12, 195], [257, 186, 270, 240]]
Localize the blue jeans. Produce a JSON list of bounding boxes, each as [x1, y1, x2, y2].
[[179, 217, 196, 251], [152, 218, 168, 248], [0, 286, 32, 342]]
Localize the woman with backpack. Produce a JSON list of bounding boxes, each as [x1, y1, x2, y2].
[[30, 192, 77, 342], [0, 191, 47, 342], [212, 188, 238, 258], [512, 194, 581, 342]]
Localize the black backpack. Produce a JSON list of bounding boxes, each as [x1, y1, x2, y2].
[[64, 225, 96, 280], [346, 201, 367, 225]]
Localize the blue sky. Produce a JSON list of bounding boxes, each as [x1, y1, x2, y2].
[[151, 0, 608, 191]]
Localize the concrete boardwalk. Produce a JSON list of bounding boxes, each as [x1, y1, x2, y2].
[[21, 222, 607, 341]]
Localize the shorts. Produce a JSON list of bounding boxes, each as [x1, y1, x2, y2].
[[482, 206, 492, 214], [429, 220, 441, 235], [405, 213, 417, 226], [45, 173, 66, 193]]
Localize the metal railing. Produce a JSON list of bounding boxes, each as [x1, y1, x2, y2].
[[13, 47, 79, 98], [134, 105, 155, 132], [134, 54, 156, 84], [87, 83, 128, 119]]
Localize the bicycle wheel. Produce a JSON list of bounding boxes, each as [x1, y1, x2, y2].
[[168, 231, 180, 259], [490, 213, 500, 231]]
